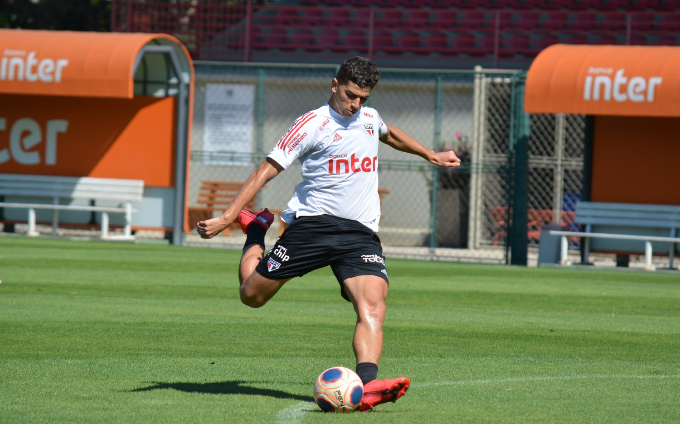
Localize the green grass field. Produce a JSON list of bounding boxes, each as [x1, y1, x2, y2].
[[1, 236, 678, 423]]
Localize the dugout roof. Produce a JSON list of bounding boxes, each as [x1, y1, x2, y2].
[[525, 44, 680, 117], [0, 29, 192, 99]]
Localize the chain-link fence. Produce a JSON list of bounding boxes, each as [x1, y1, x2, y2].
[[184, 62, 585, 264]]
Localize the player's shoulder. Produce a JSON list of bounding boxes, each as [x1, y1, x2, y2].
[[292, 105, 327, 128], [358, 106, 382, 122]]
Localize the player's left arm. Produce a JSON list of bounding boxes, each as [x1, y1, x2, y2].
[[380, 124, 461, 168]]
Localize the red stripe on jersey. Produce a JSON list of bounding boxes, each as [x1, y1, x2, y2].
[[278, 113, 316, 150], [277, 112, 313, 149]]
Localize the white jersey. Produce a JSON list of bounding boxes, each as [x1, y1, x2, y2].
[[267, 103, 388, 232]]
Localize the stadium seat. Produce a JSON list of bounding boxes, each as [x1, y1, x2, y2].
[[589, 33, 621, 45], [396, 31, 422, 53], [449, 32, 477, 55], [252, 27, 288, 50], [539, 11, 568, 29], [372, 31, 396, 52], [627, 33, 648, 46], [534, 34, 560, 51], [595, 13, 627, 31], [566, 12, 595, 30], [560, 33, 588, 44], [647, 34, 678, 45], [316, 29, 343, 51], [290, 28, 315, 50], [274, 8, 299, 25], [405, 10, 432, 28], [423, 32, 450, 53], [430, 10, 458, 28], [375, 9, 404, 28], [507, 11, 541, 29], [454, 10, 492, 29], [330, 8, 355, 26], [344, 30, 368, 51], [474, 32, 499, 55], [653, 13, 680, 31], [503, 33, 534, 56], [600, 0, 633, 11]]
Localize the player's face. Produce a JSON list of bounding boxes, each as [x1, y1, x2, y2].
[[330, 79, 372, 117]]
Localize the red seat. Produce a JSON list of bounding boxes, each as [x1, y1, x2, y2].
[[289, 28, 314, 50], [455, 10, 491, 29], [450, 32, 477, 55], [274, 8, 299, 25], [345, 30, 368, 51], [396, 31, 421, 52], [595, 13, 627, 31], [534, 34, 560, 51], [648, 35, 678, 46], [539, 11, 569, 30], [503, 33, 533, 56], [561, 33, 588, 45], [316, 29, 342, 51], [627, 33, 647, 46], [405, 10, 431, 28], [423, 32, 450, 53], [590, 33, 621, 45], [371, 31, 395, 53], [375, 9, 404, 28], [474, 32, 498, 55], [654, 13, 680, 31], [508, 11, 541, 29], [252, 27, 288, 50]]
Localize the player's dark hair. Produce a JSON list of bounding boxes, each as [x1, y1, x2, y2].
[[335, 57, 381, 89]]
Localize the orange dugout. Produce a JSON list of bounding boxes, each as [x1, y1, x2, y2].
[[0, 29, 194, 243]]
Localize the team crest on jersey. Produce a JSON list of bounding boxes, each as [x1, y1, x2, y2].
[[364, 124, 374, 136], [267, 257, 281, 272], [333, 133, 343, 142]]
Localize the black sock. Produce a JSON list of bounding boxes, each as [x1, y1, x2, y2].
[[243, 223, 267, 252], [356, 362, 379, 385]]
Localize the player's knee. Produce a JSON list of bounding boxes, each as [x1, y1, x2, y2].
[[239, 286, 267, 308]]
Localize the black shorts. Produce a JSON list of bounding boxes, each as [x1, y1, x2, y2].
[[255, 214, 389, 302]]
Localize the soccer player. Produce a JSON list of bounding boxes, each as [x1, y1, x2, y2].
[[197, 57, 461, 411]]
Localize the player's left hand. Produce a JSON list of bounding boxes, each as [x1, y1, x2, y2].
[[431, 150, 461, 168]]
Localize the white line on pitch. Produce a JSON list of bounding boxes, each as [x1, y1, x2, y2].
[[415, 374, 680, 387], [275, 401, 316, 424]]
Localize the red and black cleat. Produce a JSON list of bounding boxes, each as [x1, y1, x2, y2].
[[357, 377, 410, 411], [237, 209, 275, 234]]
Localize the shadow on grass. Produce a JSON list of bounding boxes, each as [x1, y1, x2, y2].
[[131, 380, 310, 401]]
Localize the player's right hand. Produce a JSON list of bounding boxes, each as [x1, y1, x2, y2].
[[196, 216, 230, 239]]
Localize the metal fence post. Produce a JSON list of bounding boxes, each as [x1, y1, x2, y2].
[[509, 72, 529, 265], [428, 75, 443, 252]]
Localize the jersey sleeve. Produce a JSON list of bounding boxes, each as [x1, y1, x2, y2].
[[267, 111, 319, 169], [378, 113, 388, 137]]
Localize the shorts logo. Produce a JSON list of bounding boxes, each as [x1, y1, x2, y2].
[[381, 269, 388, 277], [272, 245, 290, 262], [361, 254, 384, 264], [267, 257, 281, 272], [364, 124, 373, 136], [333, 133, 343, 142]]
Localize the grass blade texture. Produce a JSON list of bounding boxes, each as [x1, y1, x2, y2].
[[0, 236, 678, 423]]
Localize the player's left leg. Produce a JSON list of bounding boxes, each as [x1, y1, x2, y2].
[[341, 275, 388, 366], [342, 276, 410, 411]]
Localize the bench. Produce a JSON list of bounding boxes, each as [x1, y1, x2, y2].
[[187, 181, 258, 236], [492, 206, 576, 246], [0, 174, 144, 240], [549, 201, 680, 270]]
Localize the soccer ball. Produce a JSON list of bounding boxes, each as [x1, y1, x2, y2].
[[313, 366, 364, 413]]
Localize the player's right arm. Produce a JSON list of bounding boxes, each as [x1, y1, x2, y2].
[[196, 158, 283, 239]]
